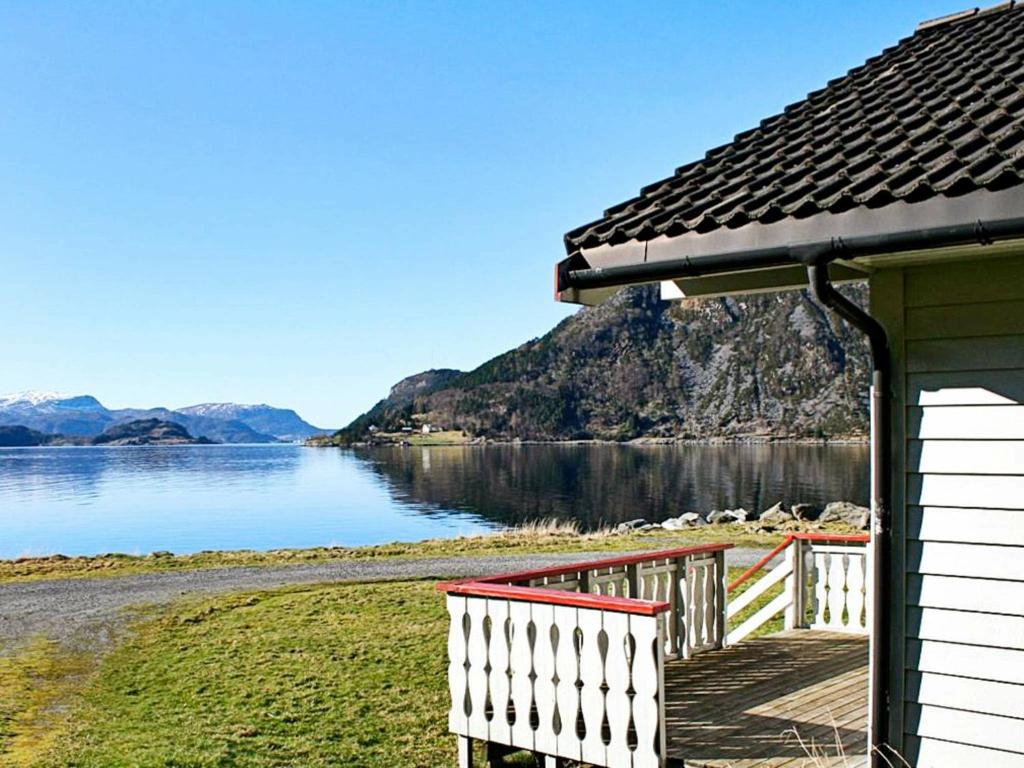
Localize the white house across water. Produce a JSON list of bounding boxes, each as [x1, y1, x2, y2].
[[440, 5, 1024, 767]]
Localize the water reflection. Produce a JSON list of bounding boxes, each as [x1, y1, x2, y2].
[[0, 444, 868, 558], [353, 444, 869, 529]]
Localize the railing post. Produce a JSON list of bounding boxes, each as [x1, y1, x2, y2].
[[715, 548, 727, 648], [625, 562, 640, 600], [578, 567, 590, 595], [785, 538, 803, 630], [671, 556, 686, 657]]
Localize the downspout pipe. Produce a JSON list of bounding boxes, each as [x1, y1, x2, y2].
[[807, 262, 892, 765]]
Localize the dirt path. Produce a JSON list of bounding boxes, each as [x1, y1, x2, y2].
[[0, 548, 768, 650]]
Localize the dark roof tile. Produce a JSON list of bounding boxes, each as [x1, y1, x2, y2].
[[565, 3, 1024, 253]]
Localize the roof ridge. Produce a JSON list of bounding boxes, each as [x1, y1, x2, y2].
[[916, 1, 1017, 33]]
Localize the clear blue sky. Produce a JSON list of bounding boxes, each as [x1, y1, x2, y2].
[[0, 1, 965, 427]]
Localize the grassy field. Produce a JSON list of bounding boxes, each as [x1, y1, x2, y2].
[[1, 566, 784, 768], [0, 521, 828, 584]]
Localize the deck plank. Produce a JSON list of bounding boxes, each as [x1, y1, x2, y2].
[[664, 630, 868, 768]]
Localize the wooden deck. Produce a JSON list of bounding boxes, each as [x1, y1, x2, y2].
[[665, 630, 868, 768]]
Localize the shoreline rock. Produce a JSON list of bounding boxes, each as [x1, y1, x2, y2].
[[644, 499, 869, 533]]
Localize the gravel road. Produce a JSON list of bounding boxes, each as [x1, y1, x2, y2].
[[0, 548, 768, 651]]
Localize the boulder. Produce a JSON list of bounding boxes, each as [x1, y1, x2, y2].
[[615, 518, 648, 534], [791, 503, 823, 521], [680, 512, 707, 527], [661, 512, 707, 530], [707, 508, 748, 524], [819, 501, 870, 529], [759, 502, 793, 525]]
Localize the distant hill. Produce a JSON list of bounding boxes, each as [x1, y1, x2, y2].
[[91, 419, 213, 446], [178, 403, 331, 442], [0, 425, 63, 447], [0, 392, 327, 444], [330, 285, 870, 443], [338, 369, 464, 441]]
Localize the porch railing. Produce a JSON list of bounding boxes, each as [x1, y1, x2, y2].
[[437, 544, 731, 768], [726, 532, 870, 645], [438, 534, 868, 767]]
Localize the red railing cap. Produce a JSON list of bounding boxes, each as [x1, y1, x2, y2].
[[438, 580, 672, 616], [436, 542, 731, 617], [470, 542, 734, 587], [789, 532, 870, 543]]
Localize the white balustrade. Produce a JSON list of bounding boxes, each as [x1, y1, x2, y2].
[[446, 594, 666, 767], [726, 534, 869, 645], [807, 542, 869, 632], [441, 545, 729, 767]]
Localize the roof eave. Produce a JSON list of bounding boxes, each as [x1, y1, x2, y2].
[[556, 187, 1024, 306]]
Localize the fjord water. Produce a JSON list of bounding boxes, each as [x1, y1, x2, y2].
[[0, 444, 868, 559]]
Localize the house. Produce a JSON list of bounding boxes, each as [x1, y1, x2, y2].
[[441, 5, 1024, 767]]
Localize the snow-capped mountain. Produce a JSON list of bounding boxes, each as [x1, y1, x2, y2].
[[0, 391, 107, 411], [177, 403, 328, 442], [0, 392, 330, 443]]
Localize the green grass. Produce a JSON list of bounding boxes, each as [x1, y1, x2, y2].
[[39, 581, 454, 768], [0, 639, 93, 768], [5, 565, 791, 767]]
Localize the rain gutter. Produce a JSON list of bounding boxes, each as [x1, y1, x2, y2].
[[558, 215, 1024, 293]]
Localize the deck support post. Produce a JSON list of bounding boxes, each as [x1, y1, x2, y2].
[[541, 755, 563, 768], [458, 736, 472, 768]]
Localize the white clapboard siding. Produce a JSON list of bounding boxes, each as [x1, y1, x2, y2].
[[906, 671, 1024, 720], [907, 606, 1024, 650], [907, 335, 1024, 373], [907, 473, 1024, 509], [909, 369, 1024, 405], [906, 639, 1024, 685], [906, 300, 1024, 340], [907, 541, 1024, 580], [899, 256, 1024, 762], [904, 256, 1024, 307], [906, 703, 1024, 754], [907, 574, 1024, 616], [908, 506, 1024, 546], [908, 440, 1024, 475], [904, 735, 1024, 767], [909, 404, 1024, 440]]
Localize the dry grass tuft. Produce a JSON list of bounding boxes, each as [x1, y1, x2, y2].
[[783, 718, 910, 767], [459, 517, 614, 540]]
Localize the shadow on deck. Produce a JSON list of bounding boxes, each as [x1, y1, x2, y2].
[[666, 630, 869, 768]]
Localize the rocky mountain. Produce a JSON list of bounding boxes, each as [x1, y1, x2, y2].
[[177, 403, 330, 442], [111, 408, 280, 444], [0, 392, 326, 443], [332, 285, 871, 443], [91, 419, 213, 446], [0, 393, 111, 437]]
